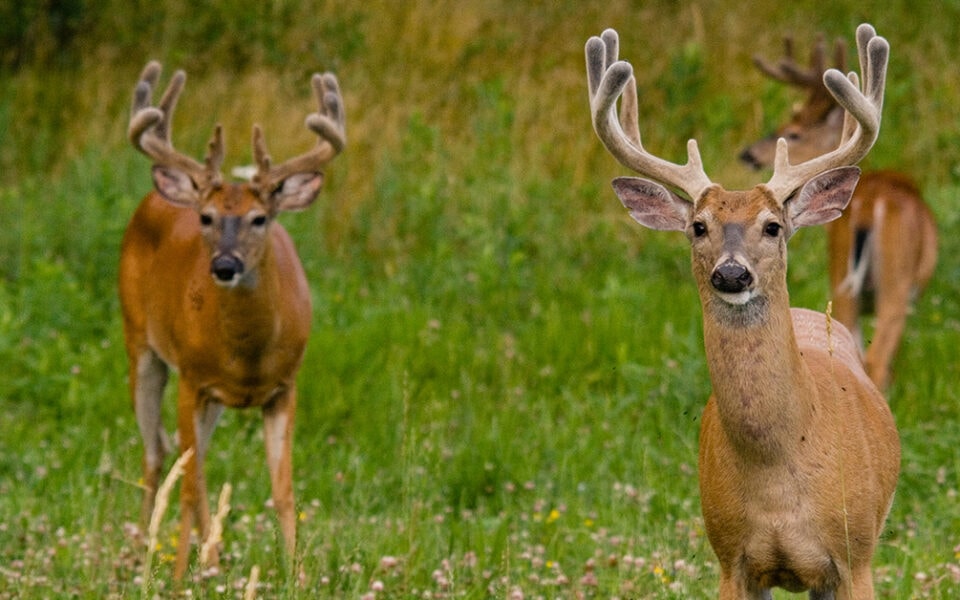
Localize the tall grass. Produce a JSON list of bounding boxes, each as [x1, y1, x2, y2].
[[1, 1, 958, 598]]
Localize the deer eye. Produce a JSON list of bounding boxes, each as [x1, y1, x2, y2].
[[764, 222, 782, 237], [692, 221, 708, 237], [199, 213, 214, 227], [251, 215, 268, 227]]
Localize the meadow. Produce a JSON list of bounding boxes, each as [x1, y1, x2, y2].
[[1, 1, 958, 597]]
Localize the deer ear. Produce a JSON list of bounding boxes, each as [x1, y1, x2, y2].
[[271, 172, 324, 212], [152, 165, 200, 208], [786, 166, 861, 230], [612, 176, 691, 231]]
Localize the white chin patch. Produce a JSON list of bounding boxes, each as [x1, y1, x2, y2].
[[715, 290, 754, 305], [212, 275, 242, 289]]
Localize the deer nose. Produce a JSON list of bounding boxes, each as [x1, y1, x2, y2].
[[711, 261, 753, 293], [211, 254, 244, 283], [738, 148, 762, 170]]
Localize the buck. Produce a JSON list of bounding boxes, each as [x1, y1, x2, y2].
[[120, 61, 345, 578], [740, 33, 938, 390], [586, 24, 899, 598]]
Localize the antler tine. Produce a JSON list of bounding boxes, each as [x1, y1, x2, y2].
[[586, 28, 712, 203], [765, 24, 888, 201], [128, 61, 165, 148], [591, 28, 643, 149], [306, 72, 347, 154], [254, 72, 347, 190], [751, 37, 791, 82], [809, 34, 827, 78], [253, 124, 271, 175], [139, 61, 162, 95], [205, 125, 225, 181], [832, 36, 848, 73], [782, 34, 826, 86], [128, 61, 220, 185], [151, 68, 185, 144], [619, 74, 641, 147], [753, 34, 825, 89], [855, 23, 875, 86]]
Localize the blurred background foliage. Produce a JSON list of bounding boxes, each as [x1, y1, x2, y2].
[[4, 0, 960, 295], [5, 0, 960, 184]]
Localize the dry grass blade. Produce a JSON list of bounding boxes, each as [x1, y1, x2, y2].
[[825, 300, 835, 357], [824, 300, 855, 597], [200, 482, 232, 567], [244, 564, 261, 600], [141, 448, 195, 592]]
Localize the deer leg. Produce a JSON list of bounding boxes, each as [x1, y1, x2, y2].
[[864, 203, 917, 390], [827, 218, 863, 349], [833, 565, 876, 600], [172, 381, 219, 579], [132, 349, 169, 529], [864, 279, 911, 390], [194, 398, 225, 464], [717, 570, 770, 600], [263, 388, 297, 560], [195, 398, 224, 569]]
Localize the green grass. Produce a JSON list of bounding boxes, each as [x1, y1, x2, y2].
[[1, 1, 959, 598]]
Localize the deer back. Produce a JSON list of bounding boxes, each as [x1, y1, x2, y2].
[[829, 171, 939, 294]]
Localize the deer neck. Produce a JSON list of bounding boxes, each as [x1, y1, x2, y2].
[[699, 283, 816, 459]]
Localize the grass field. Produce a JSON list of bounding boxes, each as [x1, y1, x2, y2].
[[1, 1, 959, 598]]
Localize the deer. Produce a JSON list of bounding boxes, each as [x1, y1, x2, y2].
[[586, 24, 899, 599], [119, 61, 345, 579], [740, 33, 938, 391]]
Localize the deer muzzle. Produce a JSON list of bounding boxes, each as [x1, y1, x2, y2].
[[711, 260, 753, 294], [209, 215, 245, 286], [211, 253, 244, 285], [738, 145, 766, 170]]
